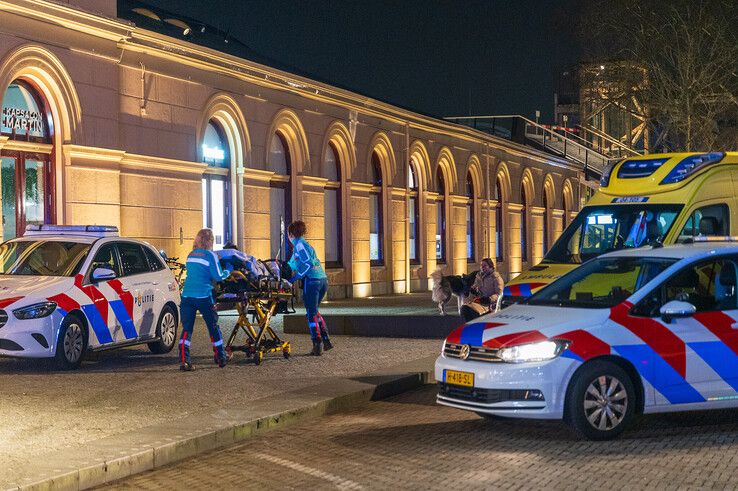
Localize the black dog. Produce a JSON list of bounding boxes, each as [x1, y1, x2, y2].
[[431, 269, 479, 315]]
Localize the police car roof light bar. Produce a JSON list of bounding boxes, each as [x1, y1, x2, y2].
[[24, 224, 120, 237], [688, 236, 738, 243]]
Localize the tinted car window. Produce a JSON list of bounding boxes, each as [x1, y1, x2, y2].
[[0, 240, 90, 277], [144, 246, 165, 272], [117, 242, 150, 277]]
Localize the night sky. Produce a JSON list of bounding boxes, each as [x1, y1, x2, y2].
[[129, 0, 581, 121]]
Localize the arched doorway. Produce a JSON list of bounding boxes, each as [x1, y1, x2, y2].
[[201, 119, 231, 249], [0, 80, 55, 240]]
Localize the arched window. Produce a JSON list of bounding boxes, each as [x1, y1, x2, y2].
[[201, 120, 231, 249], [543, 191, 550, 255], [323, 144, 342, 267], [436, 168, 447, 264], [466, 172, 475, 262], [521, 185, 528, 263], [408, 160, 420, 264], [1, 80, 54, 240], [269, 133, 292, 260], [370, 152, 384, 265], [495, 177, 504, 262]]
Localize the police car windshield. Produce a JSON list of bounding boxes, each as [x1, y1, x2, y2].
[[543, 204, 684, 264], [0, 240, 91, 276], [528, 256, 677, 308]]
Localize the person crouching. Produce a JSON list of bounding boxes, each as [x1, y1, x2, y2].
[[286, 220, 333, 356], [178, 228, 233, 371]]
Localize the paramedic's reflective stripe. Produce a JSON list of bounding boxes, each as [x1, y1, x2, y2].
[[213, 339, 223, 347], [187, 258, 209, 267]]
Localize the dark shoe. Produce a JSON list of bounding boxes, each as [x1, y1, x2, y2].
[[310, 340, 323, 356], [323, 338, 333, 351], [180, 362, 195, 371], [218, 350, 233, 368]]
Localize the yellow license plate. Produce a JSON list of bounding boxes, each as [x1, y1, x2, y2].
[[445, 369, 474, 387]]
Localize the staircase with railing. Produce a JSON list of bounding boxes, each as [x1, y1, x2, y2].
[[445, 115, 641, 180]]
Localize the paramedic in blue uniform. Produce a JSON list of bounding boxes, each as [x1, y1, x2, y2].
[[178, 228, 232, 371], [287, 220, 333, 356]]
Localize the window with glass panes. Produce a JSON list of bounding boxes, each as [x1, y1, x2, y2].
[[323, 144, 342, 267], [269, 133, 292, 260], [521, 185, 528, 262], [370, 152, 384, 265], [408, 161, 420, 264], [436, 168, 446, 264], [466, 172, 475, 262], [495, 177, 504, 262]]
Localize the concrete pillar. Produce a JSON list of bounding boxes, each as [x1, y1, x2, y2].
[[242, 168, 273, 259], [390, 188, 406, 294], [350, 182, 372, 297], [450, 196, 468, 275]]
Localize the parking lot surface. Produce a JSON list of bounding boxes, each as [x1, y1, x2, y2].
[[0, 311, 439, 478], [108, 384, 738, 490]]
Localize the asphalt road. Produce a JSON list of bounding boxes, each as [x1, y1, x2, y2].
[[104, 384, 738, 490]]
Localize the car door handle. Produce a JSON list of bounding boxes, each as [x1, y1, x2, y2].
[[151, 281, 159, 286]]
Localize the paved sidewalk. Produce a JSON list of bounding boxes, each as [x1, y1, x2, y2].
[[108, 385, 738, 490], [0, 309, 439, 489]]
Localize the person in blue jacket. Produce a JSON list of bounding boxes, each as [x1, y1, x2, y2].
[[287, 220, 333, 356], [178, 228, 232, 371]]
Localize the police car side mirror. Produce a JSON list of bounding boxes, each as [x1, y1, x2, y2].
[[92, 267, 116, 282], [660, 300, 696, 323]]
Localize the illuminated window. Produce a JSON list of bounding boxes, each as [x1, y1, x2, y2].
[[408, 161, 420, 263], [324, 144, 342, 267], [436, 168, 446, 264], [370, 152, 384, 265], [1, 80, 54, 240], [201, 120, 230, 250], [521, 185, 528, 262], [543, 192, 549, 255], [466, 172, 475, 262], [269, 133, 292, 260], [495, 177, 504, 261]]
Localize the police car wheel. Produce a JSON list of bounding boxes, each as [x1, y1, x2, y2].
[[148, 306, 178, 354], [55, 314, 87, 370], [566, 361, 635, 441]]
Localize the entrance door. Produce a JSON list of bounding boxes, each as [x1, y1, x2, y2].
[[202, 174, 230, 250], [0, 152, 51, 240]]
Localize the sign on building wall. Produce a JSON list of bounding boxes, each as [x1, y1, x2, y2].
[[1, 107, 44, 135]]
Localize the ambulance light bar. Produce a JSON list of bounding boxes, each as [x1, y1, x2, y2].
[[24, 225, 120, 237]]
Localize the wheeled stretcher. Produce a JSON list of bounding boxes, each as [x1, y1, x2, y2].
[[216, 265, 294, 365]]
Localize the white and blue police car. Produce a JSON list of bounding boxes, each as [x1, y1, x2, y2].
[[437, 238, 738, 439], [0, 225, 180, 369]]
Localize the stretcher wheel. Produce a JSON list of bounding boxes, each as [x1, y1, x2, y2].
[[254, 351, 263, 365], [283, 350, 290, 359]]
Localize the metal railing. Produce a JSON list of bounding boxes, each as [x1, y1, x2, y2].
[[576, 123, 642, 160], [445, 115, 619, 178]]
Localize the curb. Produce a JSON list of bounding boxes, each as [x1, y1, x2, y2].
[[2, 355, 437, 491], [284, 314, 463, 338]]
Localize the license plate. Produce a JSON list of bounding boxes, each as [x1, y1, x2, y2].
[[445, 369, 474, 387]]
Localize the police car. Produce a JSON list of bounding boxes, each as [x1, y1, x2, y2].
[[0, 225, 180, 369], [437, 238, 738, 439]]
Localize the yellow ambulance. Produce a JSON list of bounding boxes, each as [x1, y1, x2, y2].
[[503, 151, 736, 305]]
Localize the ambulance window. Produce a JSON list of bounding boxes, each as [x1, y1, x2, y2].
[[143, 247, 165, 272], [89, 243, 121, 278], [118, 242, 150, 277], [677, 204, 729, 242]]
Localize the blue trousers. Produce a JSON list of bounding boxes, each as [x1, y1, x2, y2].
[[303, 277, 329, 342], [179, 296, 227, 364]]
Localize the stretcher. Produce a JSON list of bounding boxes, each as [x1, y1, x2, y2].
[[217, 267, 294, 365]]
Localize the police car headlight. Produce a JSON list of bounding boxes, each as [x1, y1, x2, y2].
[[13, 302, 57, 320], [499, 340, 569, 363]]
